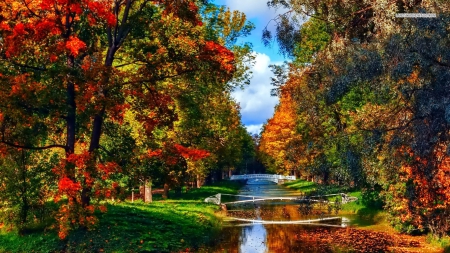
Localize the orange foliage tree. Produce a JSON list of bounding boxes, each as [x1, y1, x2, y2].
[[259, 81, 298, 174]]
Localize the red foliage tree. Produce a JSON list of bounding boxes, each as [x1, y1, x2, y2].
[[0, 0, 234, 238]]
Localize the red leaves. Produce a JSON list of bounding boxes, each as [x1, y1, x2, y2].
[[13, 23, 26, 36], [87, 1, 116, 27], [65, 36, 86, 56], [174, 144, 210, 161], [67, 151, 91, 169], [110, 103, 131, 124], [0, 22, 11, 31], [394, 143, 450, 232], [39, 0, 52, 10], [148, 149, 163, 157], [58, 177, 81, 195], [50, 54, 58, 62], [98, 162, 119, 180], [201, 41, 235, 74]]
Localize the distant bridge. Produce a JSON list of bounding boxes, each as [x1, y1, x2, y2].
[[229, 174, 296, 184]]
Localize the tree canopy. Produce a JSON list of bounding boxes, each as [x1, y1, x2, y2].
[[259, 0, 450, 236], [0, 0, 256, 238]]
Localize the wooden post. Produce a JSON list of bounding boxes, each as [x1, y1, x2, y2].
[[131, 188, 134, 203]]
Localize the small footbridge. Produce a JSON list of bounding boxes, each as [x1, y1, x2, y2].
[[229, 174, 296, 184]]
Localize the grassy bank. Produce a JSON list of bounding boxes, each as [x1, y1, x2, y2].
[[283, 179, 450, 252], [0, 180, 242, 253], [283, 179, 389, 229]]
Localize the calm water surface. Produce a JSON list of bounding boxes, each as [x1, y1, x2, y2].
[[205, 183, 352, 253]]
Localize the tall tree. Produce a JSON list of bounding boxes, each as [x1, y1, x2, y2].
[[0, 0, 236, 238]]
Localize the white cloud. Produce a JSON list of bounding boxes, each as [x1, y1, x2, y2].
[[222, 0, 288, 23], [245, 124, 263, 135], [232, 52, 279, 129]]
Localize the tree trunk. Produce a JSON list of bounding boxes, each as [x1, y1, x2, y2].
[[174, 186, 182, 197], [196, 174, 203, 188], [323, 171, 329, 185], [144, 179, 152, 203], [162, 183, 169, 199]]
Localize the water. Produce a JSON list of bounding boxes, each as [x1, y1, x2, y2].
[[206, 182, 349, 253]]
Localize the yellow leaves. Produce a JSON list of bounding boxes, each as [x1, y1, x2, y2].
[[259, 93, 298, 171]]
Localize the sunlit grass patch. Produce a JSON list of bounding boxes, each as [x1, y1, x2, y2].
[[283, 179, 318, 194]]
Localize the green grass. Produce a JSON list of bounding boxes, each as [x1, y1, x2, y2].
[[168, 180, 242, 201], [427, 234, 450, 252], [283, 179, 318, 194], [340, 191, 364, 213], [0, 180, 242, 253]]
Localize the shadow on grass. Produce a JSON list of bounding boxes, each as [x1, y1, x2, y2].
[[0, 201, 222, 253]]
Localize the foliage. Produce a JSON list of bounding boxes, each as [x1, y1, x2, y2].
[[0, 0, 254, 238], [0, 148, 58, 231], [260, 0, 450, 237]]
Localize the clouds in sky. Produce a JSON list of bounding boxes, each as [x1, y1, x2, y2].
[[232, 53, 280, 135], [216, 0, 289, 60], [221, 0, 288, 25], [213, 0, 289, 135]]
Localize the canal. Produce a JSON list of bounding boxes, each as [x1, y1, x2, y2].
[[199, 181, 440, 253], [206, 182, 350, 253]]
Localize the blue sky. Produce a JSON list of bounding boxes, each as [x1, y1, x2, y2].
[[212, 0, 290, 135]]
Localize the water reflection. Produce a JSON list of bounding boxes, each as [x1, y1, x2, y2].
[[240, 223, 267, 253], [209, 183, 348, 253]]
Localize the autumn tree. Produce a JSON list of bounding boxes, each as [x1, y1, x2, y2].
[[0, 0, 238, 238], [259, 87, 298, 175], [262, 0, 450, 236]]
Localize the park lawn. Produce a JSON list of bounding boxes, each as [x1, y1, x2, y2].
[[283, 179, 318, 194], [0, 181, 241, 253]]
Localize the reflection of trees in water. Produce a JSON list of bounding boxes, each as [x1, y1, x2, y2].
[[298, 196, 342, 217], [227, 202, 339, 221], [265, 225, 337, 253], [217, 224, 426, 253]]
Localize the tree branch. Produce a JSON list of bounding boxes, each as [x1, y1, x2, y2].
[[11, 61, 46, 71], [1, 140, 67, 151]]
